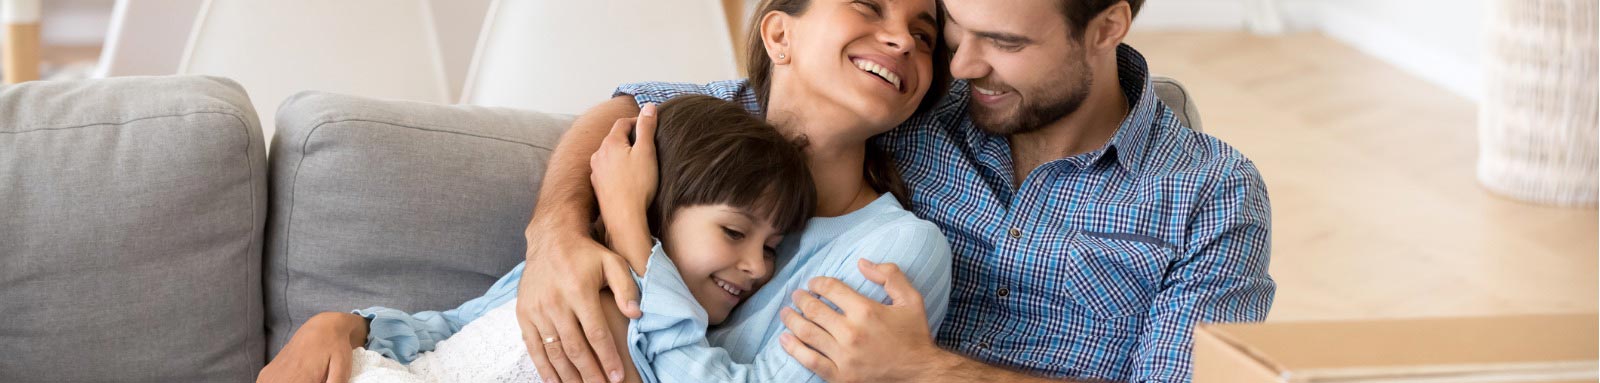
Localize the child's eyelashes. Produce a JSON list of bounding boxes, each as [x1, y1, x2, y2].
[[722, 226, 746, 241]]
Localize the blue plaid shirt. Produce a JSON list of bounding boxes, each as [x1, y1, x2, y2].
[[613, 44, 1274, 383]]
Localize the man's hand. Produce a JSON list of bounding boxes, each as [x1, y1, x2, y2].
[[257, 312, 367, 383], [516, 95, 643, 383], [517, 227, 640, 383], [778, 259, 948, 383]]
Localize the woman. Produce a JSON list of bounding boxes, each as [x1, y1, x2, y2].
[[259, 0, 952, 382]]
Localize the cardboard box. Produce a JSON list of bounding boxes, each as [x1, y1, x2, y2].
[[1193, 314, 1599, 383]]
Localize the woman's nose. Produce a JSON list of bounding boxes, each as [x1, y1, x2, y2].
[[881, 27, 914, 55]]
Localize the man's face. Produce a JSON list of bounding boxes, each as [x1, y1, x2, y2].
[[943, 0, 1093, 135]]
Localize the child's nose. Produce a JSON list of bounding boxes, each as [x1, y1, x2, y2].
[[739, 250, 770, 279]]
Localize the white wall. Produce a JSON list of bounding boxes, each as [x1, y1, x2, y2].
[[1135, 0, 1488, 101], [1281, 0, 1487, 101], [1133, 0, 1255, 30]]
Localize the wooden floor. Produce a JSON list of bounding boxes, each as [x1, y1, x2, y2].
[[1125, 31, 1598, 321]]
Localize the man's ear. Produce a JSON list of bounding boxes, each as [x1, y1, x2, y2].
[[760, 10, 794, 64], [1086, 2, 1132, 56]]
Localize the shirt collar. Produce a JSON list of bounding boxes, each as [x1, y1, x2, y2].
[[1071, 44, 1159, 173]]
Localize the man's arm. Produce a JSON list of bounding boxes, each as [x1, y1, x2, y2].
[[516, 95, 645, 383], [1127, 159, 1274, 382], [527, 95, 642, 249]]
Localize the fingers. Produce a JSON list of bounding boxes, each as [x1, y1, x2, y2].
[[517, 304, 562, 383], [571, 287, 626, 383], [780, 307, 839, 355], [603, 117, 637, 148], [805, 276, 877, 314], [780, 332, 839, 381], [534, 311, 584, 383], [857, 259, 924, 307], [551, 310, 609, 383], [790, 289, 848, 334], [634, 103, 657, 153], [601, 255, 642, 318]]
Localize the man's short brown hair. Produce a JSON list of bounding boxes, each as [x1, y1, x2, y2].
[[1060, 0, 1144, 39]]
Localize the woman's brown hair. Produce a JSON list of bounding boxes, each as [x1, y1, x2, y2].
[[645, 95, 817, 236], [742, 0, 950, 208]]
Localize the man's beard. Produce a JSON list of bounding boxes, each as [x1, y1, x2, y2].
[[969, 56, 1093, 136]]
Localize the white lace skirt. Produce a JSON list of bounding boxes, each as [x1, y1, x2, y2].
[[350, 301, 544, 383]]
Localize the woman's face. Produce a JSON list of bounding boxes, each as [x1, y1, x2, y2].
[[770, 0, 939, 136], [660, 204, 783, 325]]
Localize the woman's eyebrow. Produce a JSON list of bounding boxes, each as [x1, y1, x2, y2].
[[916, 11, 937, 31]]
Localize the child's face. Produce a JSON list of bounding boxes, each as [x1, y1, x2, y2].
[[661, 204, 783, 325]]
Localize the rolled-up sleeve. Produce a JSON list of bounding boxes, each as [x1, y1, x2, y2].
[[612, 80, 753, 109], [1130, 160, 1275, 383], [355, 262, 525, 364]]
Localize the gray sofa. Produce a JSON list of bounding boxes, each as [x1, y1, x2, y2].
[[0, 75, 1199, 382]]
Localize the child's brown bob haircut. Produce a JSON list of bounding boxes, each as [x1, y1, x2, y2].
[[646, 94, 817, 237]]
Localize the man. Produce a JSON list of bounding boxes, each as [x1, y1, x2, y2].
[[515, 1, 1273, 382]]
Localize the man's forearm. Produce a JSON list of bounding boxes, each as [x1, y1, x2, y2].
[[525, 96, 643, 249], [916, 350, 1100, 383]]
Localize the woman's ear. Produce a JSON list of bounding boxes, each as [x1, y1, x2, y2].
[[759, 10, 793, 65]]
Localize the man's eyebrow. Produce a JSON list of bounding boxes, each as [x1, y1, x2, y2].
[[973, 30, 1033, 45]]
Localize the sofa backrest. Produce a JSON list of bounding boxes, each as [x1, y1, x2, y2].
[[264, 91, 570, 357], [0, 75, 268, 382]]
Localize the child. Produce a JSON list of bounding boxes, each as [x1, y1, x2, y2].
[[346, 95, 817, 383]]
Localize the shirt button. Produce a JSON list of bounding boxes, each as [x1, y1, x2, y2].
[[977, 341, 991, 350], [1007, 227, 1022, 239], [997, 287, 1010, 297]]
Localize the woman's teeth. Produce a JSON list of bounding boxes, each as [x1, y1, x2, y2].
[[715, 279, 743, 296], [853, 59, 902, 91], [975, 86, 1005, 96]]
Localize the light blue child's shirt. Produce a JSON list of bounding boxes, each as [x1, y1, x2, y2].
[[357, 193, 953, 383]]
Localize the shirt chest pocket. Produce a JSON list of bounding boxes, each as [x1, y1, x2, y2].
[[1057, 231, 1174, 319]]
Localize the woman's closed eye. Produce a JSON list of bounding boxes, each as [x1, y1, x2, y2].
[[851, 0, 883, 17], [913, 31, 934, 48]]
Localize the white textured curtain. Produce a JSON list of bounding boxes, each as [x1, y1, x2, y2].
[[1479, 0, 1599, 206]]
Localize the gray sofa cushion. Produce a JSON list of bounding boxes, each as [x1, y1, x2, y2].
[[265, 91, 570, 357], [1151, 75, 1203, 132], [0, 75, 268, 382]]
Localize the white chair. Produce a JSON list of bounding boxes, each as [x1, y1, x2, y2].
[[178, 0, 451, 140], [94, 0, 205, 78], [461, 0, 740, 114]]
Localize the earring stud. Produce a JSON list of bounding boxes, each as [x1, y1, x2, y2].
[[778, 53, 786, 60]]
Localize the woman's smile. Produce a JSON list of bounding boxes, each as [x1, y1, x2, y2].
[[850, 55, 904, 92]]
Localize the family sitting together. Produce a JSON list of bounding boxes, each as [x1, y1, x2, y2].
[[258, 0, 1274, 382]]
